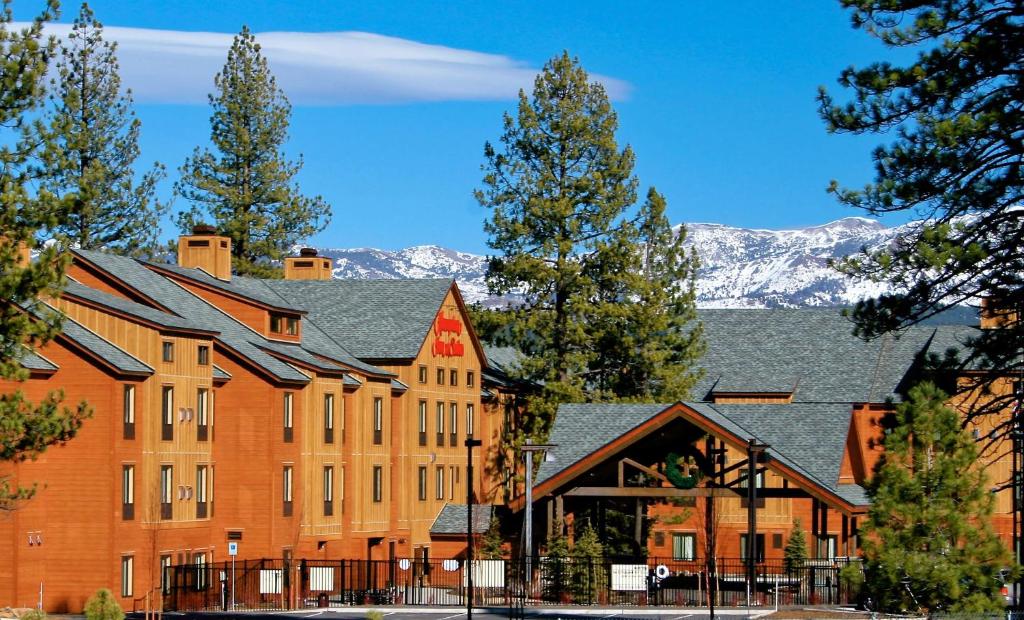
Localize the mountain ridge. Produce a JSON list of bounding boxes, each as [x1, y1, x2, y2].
[[309, 216, 912, 308]]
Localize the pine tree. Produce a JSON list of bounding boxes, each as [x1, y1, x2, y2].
[[477, 52, 703, 438], [783, 519, 807, 574], [175, 26, 330, 278], [0, 0, 91, 510], [480, 516, 505, 559], [38, 3, 167, 257], [861, 382, 1016, 614], [819, 1, 1024, 423]]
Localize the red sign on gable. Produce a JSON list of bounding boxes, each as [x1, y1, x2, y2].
[[432, 310, 465, 357]]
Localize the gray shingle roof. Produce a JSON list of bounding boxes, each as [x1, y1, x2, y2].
[[74, 249, 309, 383], [147, 261, 305, 312], [537, 403, 669, 485], [64, 280, 214, 333], [483, 345, 523, 387], [430, 503, 495, 535], [58, 314, 153, 375], [694, 308, 951, 404], [18, 349, 58, 372], [261, 278, 454, 359], [835, 484, 870, 507], [212, 365, 232, 381]]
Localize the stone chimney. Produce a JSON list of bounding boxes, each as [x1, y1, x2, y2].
[[284, 248, 333, 280], [178, 224, 232, 281]]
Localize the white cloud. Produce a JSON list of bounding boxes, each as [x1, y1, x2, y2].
[[21, 23, 630, 105]]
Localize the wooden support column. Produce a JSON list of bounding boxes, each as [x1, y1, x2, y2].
[[811, 499, 820, 558], [841, 515, 849, 556], [634, 498, 643, 552], [546, 498, 554, 538], [820, 503, 829, 558], [555, 495, 564, 534], [850, 517, 858, 554]]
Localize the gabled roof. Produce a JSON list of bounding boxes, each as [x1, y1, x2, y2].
[[63, 280, 216, 334], [537, 401, 868, 513], [430, 503, 495, 536], [73, 249, 309, 384], [57, 314, 153, 376], [261, 278, 456, 360], [146, 261, 305, 313], [483, 345, 524, 387], [17, 349, 58, 372]]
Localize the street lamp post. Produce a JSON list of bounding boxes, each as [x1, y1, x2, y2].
[[465, 436, 483, 620], [521, 440, 557, 597]]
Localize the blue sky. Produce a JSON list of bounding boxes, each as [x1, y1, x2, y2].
[[27, 1, 903, 253]]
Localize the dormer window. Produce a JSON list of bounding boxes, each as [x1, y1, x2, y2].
[[270, 314, 299, 336]]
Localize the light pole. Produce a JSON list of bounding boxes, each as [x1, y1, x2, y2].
[[521, 439, 557, 596], [465, 436, 482, 620]]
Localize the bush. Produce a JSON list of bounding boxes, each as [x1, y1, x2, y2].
[[366, 611, 384, 620], [84, 589, 123, 620], [839, 562, 865, 599], [20, 610, 47, 620]]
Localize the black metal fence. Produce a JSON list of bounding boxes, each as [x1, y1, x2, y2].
[[164, 556, 860, 611]]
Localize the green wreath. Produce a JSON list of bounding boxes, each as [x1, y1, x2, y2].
[[665, 452, 703, 489]]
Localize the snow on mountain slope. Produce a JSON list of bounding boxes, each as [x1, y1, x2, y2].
[[313, 216, 911, 308]]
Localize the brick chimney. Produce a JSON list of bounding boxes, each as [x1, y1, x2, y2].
[[178, 224, 232, 281], [284, 248, 332, 280]]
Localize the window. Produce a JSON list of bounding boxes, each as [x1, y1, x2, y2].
[[772, 533, 784, 549], [323, 466, 334, 516], [418, 365, 427, 383], [466, 403, 475, 438], [672, 533, 696, 561], [435, 466, 444, 500], [436, 402, 444, 446], [418, 466, 427, 501], [121, 555, 134, 597], [373, 397, 383, 445], [283, 466, 293, 516], [123, 384, 135, 440], [324, 393, 335, 444], [286, 317, 298, 335], [467, 371, 475, 387], [449, 465, 456, 500], [197, 388, 209, 441], [449, 403, 458, 447], [418, 401, 427, 446], [283, 392, 294, 443], [739, 468, 766, 508], [160, 465, 173, 520], [161, 386, 174, 441], [160, 555, 172, 595], [436, 368, 445, 385], [121, 465, 134, 520], [196, 465, 208, 519], [372, 466, 383, 502], [270, 315, 283, 333], [162, 341, 174, 362], [740, 533, 766, 563], [198, 345, 209, 365], [823, 535, 837, 560], [194, 553, 208, 590], [450, 369, 458, 386]]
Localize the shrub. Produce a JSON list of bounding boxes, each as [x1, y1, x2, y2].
[[84, 589, 123, 620]]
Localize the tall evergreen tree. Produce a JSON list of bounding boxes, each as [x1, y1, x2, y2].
[[819, 0, 1024, 425], [477, 52, 703, 439], [783, 519, 807, 574], [861, 382, 1015, 613], [175, 26, 330, 277], [38, 3, 167, 257], [0, 0, 91, 510]]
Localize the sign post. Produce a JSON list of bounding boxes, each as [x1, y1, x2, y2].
[[228, 541, 238, 611], [465, 437, 483, 620]]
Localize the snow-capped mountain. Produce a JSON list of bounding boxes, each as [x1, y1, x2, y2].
[[313, 216, 912, 308]]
